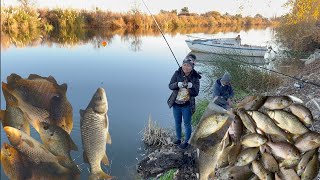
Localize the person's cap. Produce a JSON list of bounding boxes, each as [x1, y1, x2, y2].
[[182, 54, 196, 68], [185, 54, 196, 62], [221, 72, 231, 83]]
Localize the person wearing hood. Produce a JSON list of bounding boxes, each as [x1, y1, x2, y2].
[[213, 72, 234, 110], [167, 54, 201, 149]]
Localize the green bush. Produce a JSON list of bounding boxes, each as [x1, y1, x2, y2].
[[157, 169, 177, 180]]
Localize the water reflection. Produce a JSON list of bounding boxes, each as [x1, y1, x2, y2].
[[1, 25, 271, 50]]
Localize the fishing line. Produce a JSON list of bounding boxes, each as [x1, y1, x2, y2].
[[141, 0, 180, 67], [211, 52, 320, 88]]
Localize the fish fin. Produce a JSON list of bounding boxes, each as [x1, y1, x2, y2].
[[7, 73, 22, 85], [89, 171, 113, 180], [101, 153, 109, 166], [27, 74, 43, 80], [2, 82, 19, 106], [0, 110, 6, 122], [23, 139, 35, 148], [47, 75, 58, 84], [106, 131, 112, 144], [56, 155, 69, 167], [68, 137, 78, 151], [80, 109, 86, 117], [83, 151, 89, 163], [287, 95, 303, 104], [60, 83, 68, 93]]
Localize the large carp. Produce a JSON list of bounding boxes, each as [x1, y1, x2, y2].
[[80, 88, 113, 180]]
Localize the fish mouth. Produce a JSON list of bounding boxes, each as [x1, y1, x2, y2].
[[4, 126, 22, 146], [3, 142, 10, 149]]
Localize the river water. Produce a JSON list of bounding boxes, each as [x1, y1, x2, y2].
[[0, 27, 282, 179]]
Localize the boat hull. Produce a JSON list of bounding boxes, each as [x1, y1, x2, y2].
[[186, 40, 267, 57]]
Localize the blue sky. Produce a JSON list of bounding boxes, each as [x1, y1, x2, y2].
[[2, 0, 290, 18]]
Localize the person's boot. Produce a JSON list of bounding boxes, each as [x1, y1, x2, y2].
[[178, 142, 189, 150], [173, 139, 181, 145]]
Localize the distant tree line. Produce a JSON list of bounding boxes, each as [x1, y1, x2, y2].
[[1, 5, 276, 35]]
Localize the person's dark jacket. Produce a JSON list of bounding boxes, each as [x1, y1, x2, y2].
[[213, 78, 234, 108], [167, 67, 201, 114]]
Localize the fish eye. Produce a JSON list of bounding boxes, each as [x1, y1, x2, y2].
[[43, 125, 49, 130]]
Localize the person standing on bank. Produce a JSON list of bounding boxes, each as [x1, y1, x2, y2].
[[213, 72, 234, 110], [167, 54, 201, 149]]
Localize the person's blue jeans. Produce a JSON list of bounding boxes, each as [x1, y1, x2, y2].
[[173, 104, 192, 143]]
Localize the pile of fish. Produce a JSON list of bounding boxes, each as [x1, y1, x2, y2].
[[191, 96, 320, 180], [0, 73, 113, 179]]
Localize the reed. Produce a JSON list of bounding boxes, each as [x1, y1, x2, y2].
[[142, 115, 171, 147]]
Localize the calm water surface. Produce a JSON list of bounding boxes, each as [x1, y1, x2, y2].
[[1, 28, 276, 179]]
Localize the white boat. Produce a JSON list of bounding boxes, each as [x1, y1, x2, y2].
[[185, 36, 268, 57]]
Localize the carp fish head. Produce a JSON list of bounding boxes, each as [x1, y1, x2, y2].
[[87, 88, 108, 114]]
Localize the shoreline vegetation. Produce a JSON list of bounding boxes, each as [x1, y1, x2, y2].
[[1, 5, 276, 48], [1, 0, 319, 53]]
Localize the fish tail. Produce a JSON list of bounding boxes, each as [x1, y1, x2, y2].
[[89, 171, 113, 180]]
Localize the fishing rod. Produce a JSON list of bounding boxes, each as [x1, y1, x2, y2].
[[212, 53, 320, 88], [141, 0, 180, 68]]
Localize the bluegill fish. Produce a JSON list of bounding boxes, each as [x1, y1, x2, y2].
[[289, 103, 313, 126], [6, 73, 67, 110], [241, 133, 267, 147], [2, 82, 70, 133], [294, 131, 320, 153], [296, 149, 317, 176], [236, 96, 267, 110], [263, 96, 292, 110], [190, 113, 229, 146], [228, 115, 243, 143], [267, 110, 309, 135], [38, 122, 79, 173], [236, 109, 256, 133], [301, 152, 319, 180], [1, 142, 32, 180], [0, 106, 30, 135], [247, 111, 290, 141], [266, 141, 300, 160], [4, 126, 70, 175]]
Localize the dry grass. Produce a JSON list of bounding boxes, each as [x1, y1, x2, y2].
[[142, 114, 171, 148]]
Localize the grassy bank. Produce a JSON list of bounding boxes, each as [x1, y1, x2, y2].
[[157, 169, 177, 180], [192, 99, 210, 126], [208, 58, 283, 101]]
